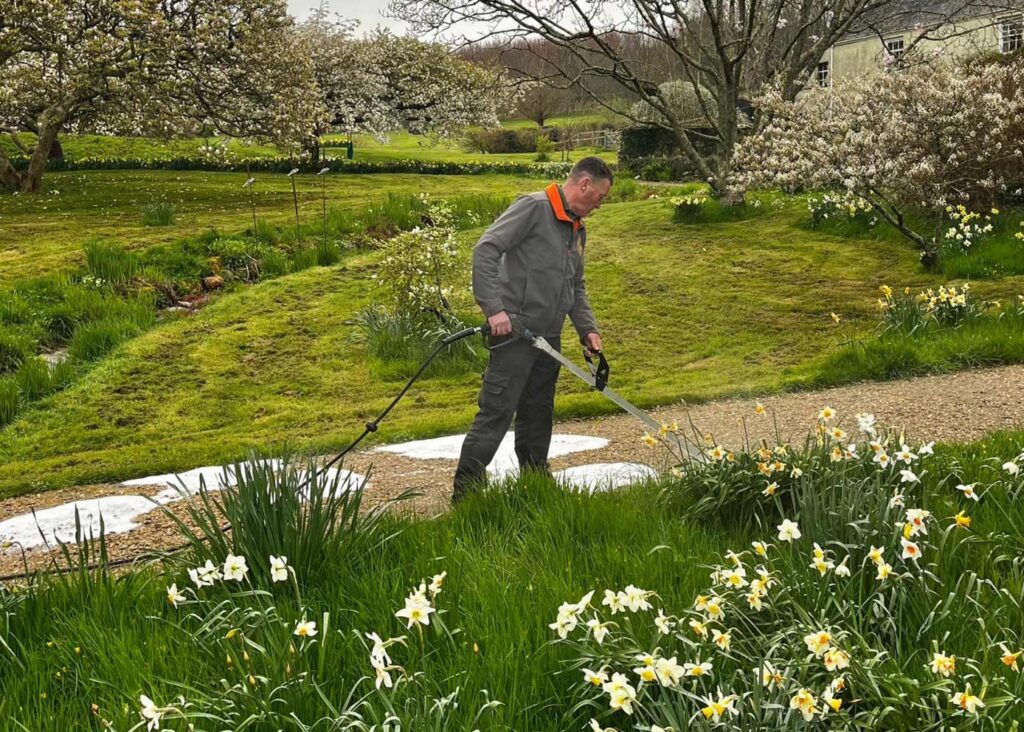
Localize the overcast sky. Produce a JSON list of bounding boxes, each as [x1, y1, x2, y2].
[[287, 0, 409, 33]]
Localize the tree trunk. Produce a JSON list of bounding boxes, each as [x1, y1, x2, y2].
[[21, 114, 62, 193], [308, 138, 321, 166], [48, 136, 64, 160], [0, 157, 21, 191]]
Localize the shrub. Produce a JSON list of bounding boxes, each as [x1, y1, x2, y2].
[[534, 134, 555, 162], [141, 201, 176, 226], [463, 128, 538, 154], [0, 378, 19, 428], [0, 327, 33, 375], [670, 193, 709, 223], [83, 240, 137, 289], [375, 200, 459, 317], [806, 191, 878, 231]]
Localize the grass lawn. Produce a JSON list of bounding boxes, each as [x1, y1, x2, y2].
[[0, 170, 551, 286], [2, 192, 1023, 496]]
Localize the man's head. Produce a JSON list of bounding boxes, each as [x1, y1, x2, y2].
[[562, 156, 613, 218]]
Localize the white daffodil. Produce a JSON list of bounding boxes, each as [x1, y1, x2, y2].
[[711, 629, 731, 650], [397, 589, 436, 629], [790, 688, 817, 721], [873, 451, 892, 469], [188, 559, 221, 588], [905, 508, 931, 536], [720, 567, 748, 589], [428, 571, 447, 596], [682, 659, 712, 679], [804, 630, 832, 657], [856, 412, 877, 435], [602, 589, 625, 614], [700, 691, 739, 723], [654, 609, 674, 635], [689, 619, 708, 637], [777, 518, 801, 542], [930, 652, 956, 678], [584, 667, 609, 686], [819, 406, 836, 421], [952, 684, 985, 714], [587, 617, 611, 645], [1003, 461, 1020, 476], [752, 541, 768, 557], [166, 583, 186, 608], [823, 648, 850, 672], [366, 631, 392, 667], [835, 556, 851, 577], [549, 601, 581, 639], [761, 661, 784, 688], [877, 562, 894, 580], [900, 537, 922, 561], [269, 555, 289, 583], [140, 694, 162, 731], [899, 469, 919, 483], [223, 553, 249, 582], [602, 673, 637, 715], [633, 661, 658, 683], [889, 492, 905, 508], [621, 585, 653, 612], [919, 441, 935, 455], [956, 483, 980, 501], [294, 619, 318, 637], [895, 444, 918, 464], [705, 596, 725, 621]]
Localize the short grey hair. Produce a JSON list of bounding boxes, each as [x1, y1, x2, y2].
[[568, 156, 614, 185]]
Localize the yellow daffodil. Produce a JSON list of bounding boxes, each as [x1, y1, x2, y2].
[[752, 541, 768, 557], [755, 401, 766, 415], [877, 562, 893, 580], [831, 312, 841, 324], [1000, 643, 1023, 671], [700, 692, 738, 723], [762, 481, 778, 497], [642, 432, 657, 447], [954, 511, 971, 529]]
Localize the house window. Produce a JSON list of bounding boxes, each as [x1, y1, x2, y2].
[[816, 61, 831, 87], [1000, 15, 1023, 53], [884, 37, 905, 64]]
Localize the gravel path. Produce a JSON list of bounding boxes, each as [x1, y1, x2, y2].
[[3, 364, 1023, 577]]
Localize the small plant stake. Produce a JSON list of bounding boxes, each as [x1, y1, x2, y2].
[[243, 164, 257, 233], [288, 167, 301, 242], [317, 166, 330, 249]]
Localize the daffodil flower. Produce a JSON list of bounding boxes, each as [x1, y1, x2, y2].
[[956, 483, 980, 501], [166, 583, 186, 608], [804, 630, 832, 657], [777, 518, 801, 542], [929, 652, 956, 677], [999, 643, 1023, 671], [269, 555, 289, 583], [294, 619, 317, 637], [952, 684, 985, 714], [790, 688, 817, 721], [584, 668, 609, 686], [823, 648, 850, 671], [683, 660, 712, 678], [954, 511, 972, 529], [700, 691, 738, 723], [223, 553, 249, 582]]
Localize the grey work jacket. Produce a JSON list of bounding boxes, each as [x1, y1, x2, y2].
[[472, 184, 599, 341]]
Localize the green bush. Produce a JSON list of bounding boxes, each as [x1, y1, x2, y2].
[[141, 201, 176, 226], [0, 378, 19, 428], [83, 240, 137, 288], [0, 327, 33, 375], [14, 357, 52, 401], [463, 128, 538, 154]]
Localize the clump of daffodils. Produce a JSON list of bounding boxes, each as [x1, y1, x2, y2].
[[807, 191, 877, 229], [942, 204, 994, 250], [583, 409, 1024, 726]]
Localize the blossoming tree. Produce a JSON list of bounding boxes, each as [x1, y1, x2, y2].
[[0, 0, 321, 193], [298, 10, 515, 163], [733, 54, 1024, 267]]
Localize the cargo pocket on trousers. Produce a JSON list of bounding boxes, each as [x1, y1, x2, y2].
[[480, 372, 512, 412]]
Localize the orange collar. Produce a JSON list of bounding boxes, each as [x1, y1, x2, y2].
[[545, 183, 582, 233]]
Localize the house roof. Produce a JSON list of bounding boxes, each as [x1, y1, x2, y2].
[[840, 0, 1021, 43]]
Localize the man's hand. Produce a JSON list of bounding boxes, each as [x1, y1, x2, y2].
[[488, 311, 513, 337], [583, 331, 602, 356]]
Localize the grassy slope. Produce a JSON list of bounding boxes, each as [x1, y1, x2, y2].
[[4, 196, 1021, 495], [0, 171, 549, 285]]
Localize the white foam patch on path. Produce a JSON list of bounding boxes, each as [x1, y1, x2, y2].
[[0, 463, 364, 550], [375, 432, 608, 476], [555, 463, 659, 494]]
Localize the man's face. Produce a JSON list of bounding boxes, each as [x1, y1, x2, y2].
[[572, 176, 612, 218]]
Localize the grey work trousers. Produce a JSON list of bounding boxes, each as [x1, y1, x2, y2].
[[453, 336, 562, 500]]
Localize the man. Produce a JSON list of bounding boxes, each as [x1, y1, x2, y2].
[[453, 156, 612, 501]]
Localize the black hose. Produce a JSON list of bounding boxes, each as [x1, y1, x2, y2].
[[0, 324, 490, 583]]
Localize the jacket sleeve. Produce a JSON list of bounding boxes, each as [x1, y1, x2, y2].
[[568, 231, 599, 343], [472, 195, 538, 317]]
